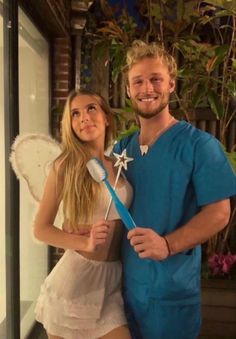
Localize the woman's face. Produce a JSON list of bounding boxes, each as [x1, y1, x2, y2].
[[70, 95, 108, 145]]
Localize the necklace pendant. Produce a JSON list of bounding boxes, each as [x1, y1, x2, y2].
[[140, 144, 148, 156]]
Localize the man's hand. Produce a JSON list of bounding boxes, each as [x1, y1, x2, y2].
[[127, 227, 169, 261], [86, 219, 110, 252]]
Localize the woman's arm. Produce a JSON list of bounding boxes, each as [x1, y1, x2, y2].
[[33, 165, 110, 251], [33, 165, 87, 250]]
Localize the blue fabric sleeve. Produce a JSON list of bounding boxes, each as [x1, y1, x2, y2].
[[192, 136, 236, 206], [112, 140, 122, 154], [113, 136, 132, 154]]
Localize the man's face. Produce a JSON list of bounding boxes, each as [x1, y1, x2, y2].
[[127, 57, 175, 119]]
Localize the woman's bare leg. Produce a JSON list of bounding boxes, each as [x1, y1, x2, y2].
[[99, 325, 131, 339]]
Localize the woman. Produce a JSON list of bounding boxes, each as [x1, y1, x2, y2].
[[34, 89, 132, 339]]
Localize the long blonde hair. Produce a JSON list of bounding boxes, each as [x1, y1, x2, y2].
[[56, 89, 115, 230], [124, 40, 177, 81]]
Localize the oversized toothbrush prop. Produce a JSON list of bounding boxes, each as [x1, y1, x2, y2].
[[86, 149, 136, 231]]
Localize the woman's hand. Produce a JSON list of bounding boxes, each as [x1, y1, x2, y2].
[[85, 219, 110, 252]]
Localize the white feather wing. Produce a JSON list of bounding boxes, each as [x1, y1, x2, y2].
[[9, 134, 61, 202]]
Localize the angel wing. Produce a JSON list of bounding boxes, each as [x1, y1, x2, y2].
[[9, 133, 64, 229], [10, 133, 61, 202]]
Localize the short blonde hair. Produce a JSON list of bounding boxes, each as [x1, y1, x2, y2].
[[124, 40, 177, 80]]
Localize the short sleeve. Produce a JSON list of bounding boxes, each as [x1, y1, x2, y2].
[[112, 134, 133, 154], [192, 135, 236, 206], [112, 140, 122, 154]]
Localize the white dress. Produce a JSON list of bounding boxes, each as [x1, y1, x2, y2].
[[35, 179, 133, 338]]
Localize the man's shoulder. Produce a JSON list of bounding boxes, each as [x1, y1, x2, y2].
[[179, 121, 216, 145], [179, 120, 209, 137], [113, 131, 138, 152]]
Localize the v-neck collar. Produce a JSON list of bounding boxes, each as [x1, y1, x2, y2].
[[136, 120, 184, 157]]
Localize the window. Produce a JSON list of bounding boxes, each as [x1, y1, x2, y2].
[[18, 7, 50, 337], [0, 3, 6, 337], [1, 2, 50, 337]]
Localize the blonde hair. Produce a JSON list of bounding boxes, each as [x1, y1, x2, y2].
[[124, 40, 177, 81], [56, 89, 116, 230]]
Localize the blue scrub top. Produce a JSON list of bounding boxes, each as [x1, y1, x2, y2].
[[114, 121, 236, 306]]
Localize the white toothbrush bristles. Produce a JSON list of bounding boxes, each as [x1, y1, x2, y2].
[[86, 158, 107, 183], [87, 157, 123, 221]]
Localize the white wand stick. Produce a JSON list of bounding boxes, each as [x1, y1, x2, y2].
[[104, 149, 133, 220], [104, 166, 122, 220]]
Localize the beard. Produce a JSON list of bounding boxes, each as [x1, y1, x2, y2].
[[131, 94, 170, 119]]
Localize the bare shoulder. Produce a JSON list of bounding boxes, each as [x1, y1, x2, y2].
[[51, 157, 66, 183], [41, 158, 65, 201]]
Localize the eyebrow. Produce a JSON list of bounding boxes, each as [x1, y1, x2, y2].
[[70, 102, 98, 113], [131, 73, 162, 80]]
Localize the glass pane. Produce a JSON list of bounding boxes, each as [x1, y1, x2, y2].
[[18, 7, 49, 338], [0, 4, 6, 338]]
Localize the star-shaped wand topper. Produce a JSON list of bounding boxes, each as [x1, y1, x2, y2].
[[113, 149, 134, 171], [104, 149, 133, 219]]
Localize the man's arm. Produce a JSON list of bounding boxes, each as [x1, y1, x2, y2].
[[165, 198, 230, 254], [128, 199, 231, 261]]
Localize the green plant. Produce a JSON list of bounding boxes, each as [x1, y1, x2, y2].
[[93, 1, 236, 139]]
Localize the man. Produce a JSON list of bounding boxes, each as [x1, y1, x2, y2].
[[113, 40, 236, 339]]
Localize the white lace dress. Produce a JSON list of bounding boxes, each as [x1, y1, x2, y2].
[[35, 180, 133, 338]]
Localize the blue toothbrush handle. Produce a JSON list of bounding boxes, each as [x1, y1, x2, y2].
[[104, 180, 136, 231]]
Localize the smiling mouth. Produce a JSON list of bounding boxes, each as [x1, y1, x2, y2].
[[81, 125, 96, 132], [138, 97, 158, 102]]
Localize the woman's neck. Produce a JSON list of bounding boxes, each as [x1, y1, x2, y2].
[[86, 138, 106, 160]]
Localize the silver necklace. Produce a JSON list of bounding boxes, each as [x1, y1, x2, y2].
[[139, 117, 175, 156]]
